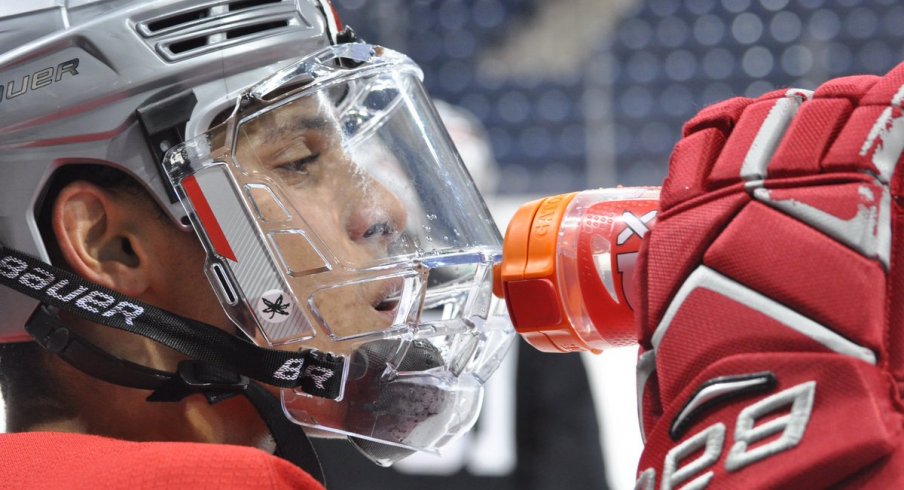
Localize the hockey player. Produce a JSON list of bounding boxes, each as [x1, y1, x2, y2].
[[0, 1, 513, 487]]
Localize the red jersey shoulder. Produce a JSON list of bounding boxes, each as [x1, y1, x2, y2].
[[0, 432, 324, 490]]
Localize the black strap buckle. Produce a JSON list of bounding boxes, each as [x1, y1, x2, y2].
[[148, 360, 250, 404]]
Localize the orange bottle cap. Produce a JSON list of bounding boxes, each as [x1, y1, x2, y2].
[[495, 193, 590, 353]]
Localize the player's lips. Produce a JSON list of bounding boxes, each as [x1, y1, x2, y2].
[[372, 278, 404, 321]]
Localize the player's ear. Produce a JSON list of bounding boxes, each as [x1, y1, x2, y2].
[[52, 181, 151, 297]]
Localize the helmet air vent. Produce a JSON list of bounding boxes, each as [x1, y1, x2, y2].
[[146, 9, 209, 33], [225, 20, 289, 40], [229, 0, 284, 11], [136, 0, 308, 62]]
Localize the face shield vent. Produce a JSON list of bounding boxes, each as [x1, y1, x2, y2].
[[136, 0, 311, 62]]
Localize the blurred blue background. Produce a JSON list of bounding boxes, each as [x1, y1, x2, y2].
[[334, 0, 904, 194]]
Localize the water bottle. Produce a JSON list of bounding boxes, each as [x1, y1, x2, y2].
[[494, 187, 660, 353]]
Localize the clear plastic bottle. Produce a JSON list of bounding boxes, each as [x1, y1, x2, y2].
[[494, 187, 660, 353]]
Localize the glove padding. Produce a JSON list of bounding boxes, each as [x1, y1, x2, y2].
[[635, 66, 904, 489]]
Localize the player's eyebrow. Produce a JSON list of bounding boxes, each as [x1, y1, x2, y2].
[[263, 116, 332, 145]]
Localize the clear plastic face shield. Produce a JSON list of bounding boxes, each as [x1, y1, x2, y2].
[[163, 44, 514, 463]]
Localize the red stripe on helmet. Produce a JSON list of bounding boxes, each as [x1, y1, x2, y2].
[[326, 1, 342, 31], [182, 175, 238, 263], [317, 0, 342, 43]]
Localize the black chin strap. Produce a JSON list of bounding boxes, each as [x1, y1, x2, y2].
[[0, 246, 344, 397], [242, 381, 326, 484], [26, 305, 326, 486]]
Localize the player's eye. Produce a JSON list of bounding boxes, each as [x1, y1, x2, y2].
[[277, 153, 320, 175], [270, 135, 324, 184]]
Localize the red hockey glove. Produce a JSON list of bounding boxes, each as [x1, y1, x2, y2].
[[635, 64, 904, 489]]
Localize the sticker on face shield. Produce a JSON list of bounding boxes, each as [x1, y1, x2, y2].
[[257, 289, 293, 323]]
